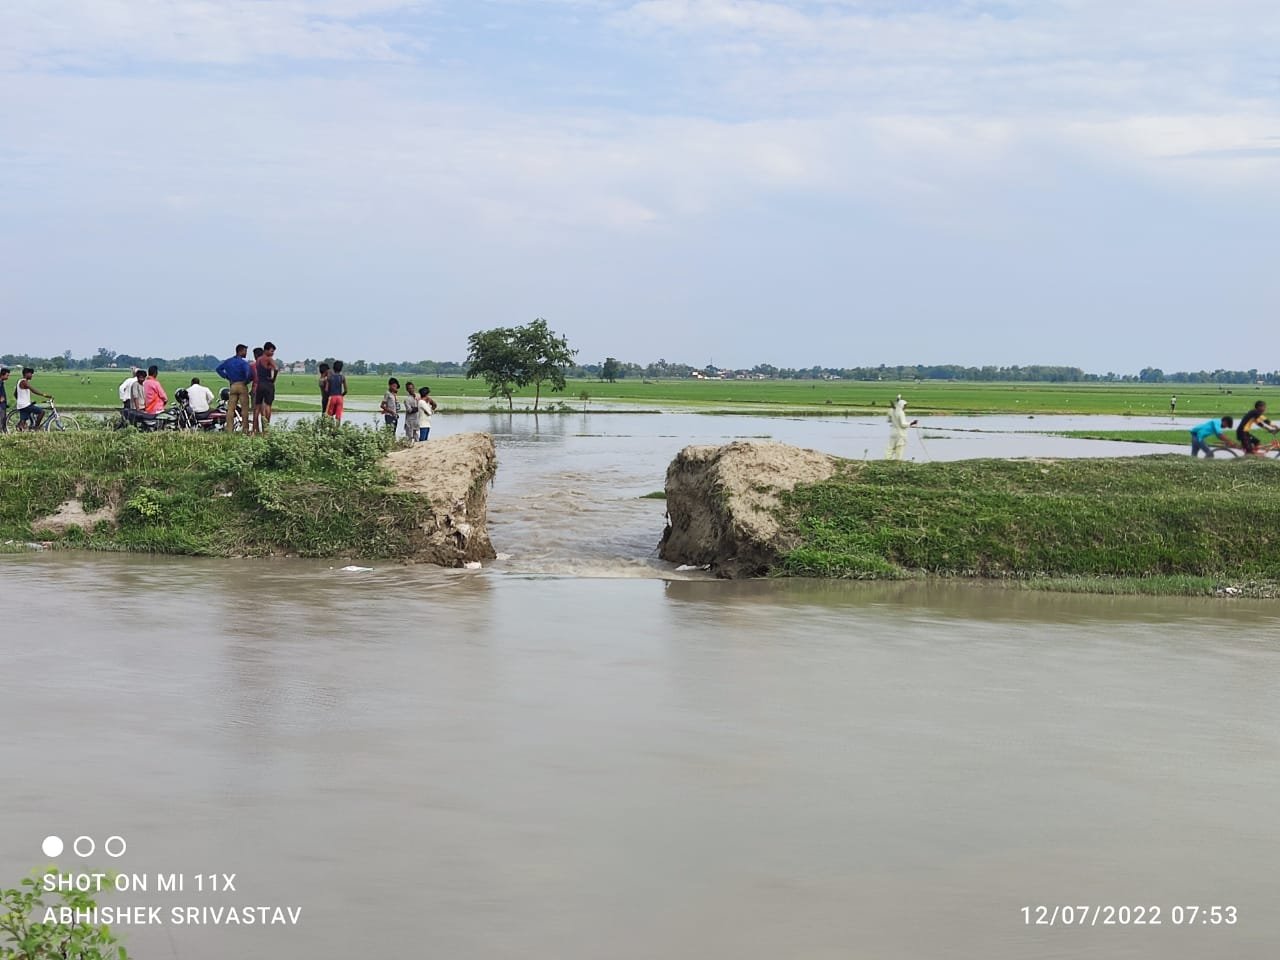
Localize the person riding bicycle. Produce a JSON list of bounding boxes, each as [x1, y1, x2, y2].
[[1236, 400, 1277, 455], [15, 368, 52, 430]]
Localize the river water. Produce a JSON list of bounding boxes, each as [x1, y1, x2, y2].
[[3, 413, 1275, 959]]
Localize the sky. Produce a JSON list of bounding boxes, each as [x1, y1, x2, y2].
[[1, 0, 1278, 371]]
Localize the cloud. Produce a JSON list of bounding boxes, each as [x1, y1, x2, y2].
[[0, 0, 426, 69]]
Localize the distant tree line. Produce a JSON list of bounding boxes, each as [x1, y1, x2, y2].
[[1, 347, 1275, 385]]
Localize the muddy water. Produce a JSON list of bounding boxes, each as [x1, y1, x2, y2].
[[4, 415, 1275, 959]]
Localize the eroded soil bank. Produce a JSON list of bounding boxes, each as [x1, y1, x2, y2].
[[660, 440, 1280, 587], [1, 425, 497, 565]]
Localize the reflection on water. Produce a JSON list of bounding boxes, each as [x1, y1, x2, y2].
[[2, 555, 1279, 959]]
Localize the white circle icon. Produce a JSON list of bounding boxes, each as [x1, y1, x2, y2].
[[104, 836, 126, 858], [73, 836, 95, 857], [41, 836, 64, 858]]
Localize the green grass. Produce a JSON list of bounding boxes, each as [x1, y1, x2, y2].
[[0, 420, 439, 557], [777, 456, 1280, 582], [26, 371, 1276, 416], [1057, 429, 1190, 444]]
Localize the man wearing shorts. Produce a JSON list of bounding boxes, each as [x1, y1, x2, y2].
[[253, 341, 279, 433], [15, 368, 52, 430], [1236, 401, 1277, 455], [325, 361, 347, 421]]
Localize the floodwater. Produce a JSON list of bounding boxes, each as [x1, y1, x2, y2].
[[3, 413, 1275, 960]]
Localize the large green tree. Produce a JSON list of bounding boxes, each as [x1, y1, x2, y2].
[[466, 326, 526, 410], [601, 357, 621, 383], [466, 318, 578, 411], [516, 318, 577, 411]]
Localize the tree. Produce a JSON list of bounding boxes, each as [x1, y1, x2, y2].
[[601, 357, 621, 383], [515, 318, 577, 411], [466, 326, 526, 411]]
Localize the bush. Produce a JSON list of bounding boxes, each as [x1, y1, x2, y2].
[[0, 868, 130, 959]]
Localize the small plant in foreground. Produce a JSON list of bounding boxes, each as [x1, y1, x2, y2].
[[0, 867, 130, 959]]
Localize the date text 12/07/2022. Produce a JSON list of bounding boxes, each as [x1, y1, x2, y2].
[[1022, 905, 1237, 927]]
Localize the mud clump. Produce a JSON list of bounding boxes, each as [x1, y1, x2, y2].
[[382, 432, 498, 566], [659, 441, 838, 578]]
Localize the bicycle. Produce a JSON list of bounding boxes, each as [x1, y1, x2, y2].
[[41, 400, 80, 432], [11, 399, 79, 432]]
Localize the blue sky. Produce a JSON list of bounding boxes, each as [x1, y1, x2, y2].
[[1, 0, 1277, 370]]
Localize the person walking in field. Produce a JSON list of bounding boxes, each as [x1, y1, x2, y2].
[[402, 381, 419, 442], [1170, 395, 1177, 415], [216, 344, 253, 433], [325, 361, 347, 421], [885, 395, 917, 461], [1189, 416, 1235, 457]]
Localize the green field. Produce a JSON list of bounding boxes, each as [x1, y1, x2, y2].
[[18, 371, 1274, 417]]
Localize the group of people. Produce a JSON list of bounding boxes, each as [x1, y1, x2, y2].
[[378, 377, 437, 442], [1190, 400, 1278, 457], [0, 366, 55, 432], [214, 342, 279, 433], [118, 366, 217, 423]]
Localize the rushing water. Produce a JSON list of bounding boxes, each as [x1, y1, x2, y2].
[[2, 414, 1275, 959]]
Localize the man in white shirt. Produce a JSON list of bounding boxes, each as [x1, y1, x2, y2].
[[118, 368, 139, 408], [186, 377, 215, 417]]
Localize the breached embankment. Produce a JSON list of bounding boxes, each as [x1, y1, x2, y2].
[[660, 440, 1280, 588], [2, 424, 497, 565]]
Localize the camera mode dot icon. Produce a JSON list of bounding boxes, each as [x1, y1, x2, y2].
[[41, 836, 64, 858]]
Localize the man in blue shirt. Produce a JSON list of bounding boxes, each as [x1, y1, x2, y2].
[[215, 344, 252, 433], [1189, 416, 1235, 458]]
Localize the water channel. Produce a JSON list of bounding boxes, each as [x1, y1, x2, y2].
[[2, 413, 1275, 959]]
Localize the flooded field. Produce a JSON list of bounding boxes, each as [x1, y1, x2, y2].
[[2, 412, 1273, 960]]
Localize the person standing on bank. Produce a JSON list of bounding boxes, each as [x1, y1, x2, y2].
[[318, 362, 331, 414], [885, 394, 917, 461], [402, 381, 419, 442], [118, 367, 139, 410], [252, 342, 279, 434], [416, 386, 436, 441], [216, 344, 252, 433], [381, 378, 401, 433], [325, 361, 347, 421], [0, 367, 10, 433]]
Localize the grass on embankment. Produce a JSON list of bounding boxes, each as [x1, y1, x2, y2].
[[777, 456, 1280, 590], [0, 421, 435, 557]]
